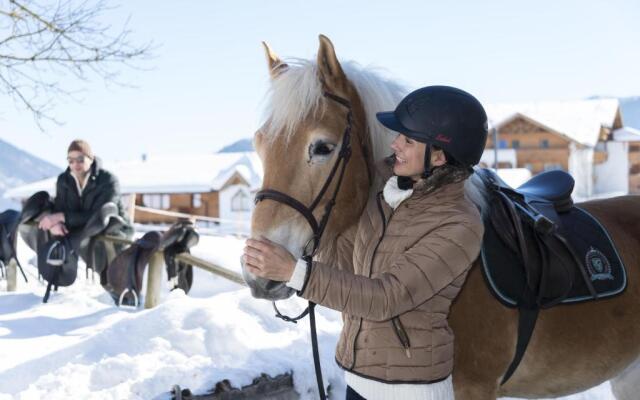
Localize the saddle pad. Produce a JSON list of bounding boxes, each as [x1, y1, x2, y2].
[[481, 205, 627, 307]]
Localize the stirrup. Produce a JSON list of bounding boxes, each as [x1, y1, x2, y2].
[[46, 241, 66, 267], [118, 288, 139, 308]]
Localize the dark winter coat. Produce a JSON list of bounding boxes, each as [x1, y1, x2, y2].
[[54, 157, 132, 234]]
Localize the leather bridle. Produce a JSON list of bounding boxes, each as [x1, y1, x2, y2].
[[253, 91, 358, 400]]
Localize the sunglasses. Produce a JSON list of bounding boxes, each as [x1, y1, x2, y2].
[[67, 155, 89, 164]]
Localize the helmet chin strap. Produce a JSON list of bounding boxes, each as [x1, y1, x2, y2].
[[421, 144, 432, 179]]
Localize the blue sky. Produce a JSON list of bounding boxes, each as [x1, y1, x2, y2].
[[1, 0, 639, 167]]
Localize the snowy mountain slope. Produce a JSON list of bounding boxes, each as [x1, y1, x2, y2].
[[0, 138, 61, 210], [217, 138, 254, 153]]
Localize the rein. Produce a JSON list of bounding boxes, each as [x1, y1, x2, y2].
[[253, 91, 355, 400]]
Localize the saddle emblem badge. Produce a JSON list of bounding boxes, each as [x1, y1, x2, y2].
[[585, 247, 613, 281]]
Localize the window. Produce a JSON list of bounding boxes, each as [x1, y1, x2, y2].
[[231, 190, 251, 211], [512, 140, 520, 149], [540, 139, 549, 149], [498, 139, 508, 149], [192, 193, 202, 208], [630, 164, 640, 175], [543, 163, 563, 171], [630, 144, 640, 152], [142, 194, 170, 210]]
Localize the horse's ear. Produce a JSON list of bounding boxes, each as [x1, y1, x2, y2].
[[262, 41, 288, 79], [317, 34, 347, 91]]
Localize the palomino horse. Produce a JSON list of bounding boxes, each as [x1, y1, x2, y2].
[[244, 35, 640, 399]]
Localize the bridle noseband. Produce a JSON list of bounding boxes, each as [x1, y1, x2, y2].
[[253, 91, 356, 400]]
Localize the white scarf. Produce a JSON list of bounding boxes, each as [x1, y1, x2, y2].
[[383, 176, 414, 210]]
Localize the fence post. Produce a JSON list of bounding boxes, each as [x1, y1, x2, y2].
[[127, 193, 137, 223], [145, 251, 164, 309], [6, 259, 18, 292]]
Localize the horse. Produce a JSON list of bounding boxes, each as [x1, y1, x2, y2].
[[243, 34, 640, 399]]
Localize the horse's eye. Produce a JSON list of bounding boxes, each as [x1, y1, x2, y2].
[[309, 142, 336, 158]]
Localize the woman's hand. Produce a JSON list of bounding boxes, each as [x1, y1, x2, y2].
[[243, 237, 296, 282], [38, 213, 65, 230]]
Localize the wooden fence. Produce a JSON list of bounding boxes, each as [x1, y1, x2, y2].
[[3, 222, 247, 309], [1, 206, 246, 308]]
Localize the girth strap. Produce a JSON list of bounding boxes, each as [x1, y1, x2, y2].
[[43, 267, 60, 303], [501, 307, 539, 385]]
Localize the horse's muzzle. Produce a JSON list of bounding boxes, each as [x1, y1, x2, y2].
[[241, 261, 296, 300]]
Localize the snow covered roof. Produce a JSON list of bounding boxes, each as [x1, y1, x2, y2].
[[613, 127, 640, 142], [4, 152, 264, 200], [4, 176, 57, 199], [486, 98, 620, 147], [116, 152, 263, 193]]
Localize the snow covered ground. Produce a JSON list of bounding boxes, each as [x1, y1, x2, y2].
[[0, 233, 616, 399]]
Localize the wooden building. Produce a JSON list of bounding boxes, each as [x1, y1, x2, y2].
[[483, 98, 639, 197], [613, 127, 640, 194]]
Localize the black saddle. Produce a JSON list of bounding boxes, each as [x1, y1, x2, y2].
[[103, 221, 199, 307], [19, 192, 77, 303], [80, 202, 130, 280], [0, 209, 25, 282], [37, 236, 79, 303], [160, 220, 199, 293], [18, 191, 131, 302], [105, 231, 162, 307], [478, 168, 626, 384], [20, 191, 54, 224], [516, 169, 575, 211], [18, 191, 55, 252]]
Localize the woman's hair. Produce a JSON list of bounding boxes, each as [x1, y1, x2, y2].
[[433, 144, 473, 174]]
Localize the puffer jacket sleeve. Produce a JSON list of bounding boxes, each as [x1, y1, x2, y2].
[[314, 222, 358, 273], [299, 215, 483, 321]]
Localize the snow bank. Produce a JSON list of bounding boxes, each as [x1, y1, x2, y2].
[[0, 233, 617, 399]]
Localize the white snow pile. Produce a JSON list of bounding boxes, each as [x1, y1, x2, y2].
[[0, 234, 616, 399]]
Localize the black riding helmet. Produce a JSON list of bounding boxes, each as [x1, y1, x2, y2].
[[376, 85, 488, 177]]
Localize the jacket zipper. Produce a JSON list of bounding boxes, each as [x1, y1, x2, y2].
[[350, 192, 393, 368], [391, 316, 412, 358], [373, 193, 411, 357]]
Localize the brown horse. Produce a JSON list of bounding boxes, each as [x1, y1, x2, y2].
[[243, 35, 640, 399]]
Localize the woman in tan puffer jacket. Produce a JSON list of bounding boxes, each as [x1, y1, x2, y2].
[[244, 86, 488, 400]]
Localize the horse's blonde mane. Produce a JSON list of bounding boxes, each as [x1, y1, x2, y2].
[[262, 58, 407, 163]]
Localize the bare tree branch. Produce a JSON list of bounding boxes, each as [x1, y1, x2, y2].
[[0, 0, 153, 129]]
